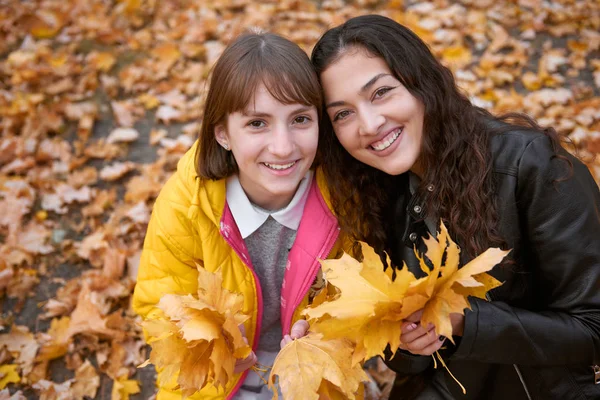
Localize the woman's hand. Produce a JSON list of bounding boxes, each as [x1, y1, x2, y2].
[[280, 320, 309, 348], [398, 310, 465, 356], [234, 325, 257, 373]]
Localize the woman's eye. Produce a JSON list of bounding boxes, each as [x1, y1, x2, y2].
[[293, 115, 311, 124], [374, 87, 393, 99], [333, 110, 351, 122], [248, 120, 265, 128]]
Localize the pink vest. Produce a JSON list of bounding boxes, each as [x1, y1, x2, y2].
[[218, 178, 340, 399]]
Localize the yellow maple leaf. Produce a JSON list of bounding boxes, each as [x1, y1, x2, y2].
[[111, 375, 140, 400], [36, 316, 71, 362], [304, 243, 415, 364], [269, 333, 368, 400], [140, 267, 251, 397], [0, 364, 20, 389], [399, 222, 508, 342]]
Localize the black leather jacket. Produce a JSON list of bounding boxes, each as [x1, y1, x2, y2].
[[385, 128, 600, 399]]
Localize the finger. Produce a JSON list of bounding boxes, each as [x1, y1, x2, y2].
[[239, 324, 246, 337], [400, 324, 434, 344], [404, 328, 441, 353], [411, 336, 445, 356], [405, 310, 424, 323], [280, 334, 293, 349], [290, 320, 309, 339], [234, 351, 257, 373], [400, 321, 418, 334]]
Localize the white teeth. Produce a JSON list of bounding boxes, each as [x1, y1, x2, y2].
[[371, 128, 402, 151], [264, 161, 296, 170]]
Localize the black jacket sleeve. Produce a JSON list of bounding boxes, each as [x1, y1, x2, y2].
[[452, 135, 600, 366]]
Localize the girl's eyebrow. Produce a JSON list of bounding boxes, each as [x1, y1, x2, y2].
[[241, 106, 314, 117], [326, 73, 392, 109]]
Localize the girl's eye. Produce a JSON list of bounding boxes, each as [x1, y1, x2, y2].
[[374, 87, 394, 99], [248, 120, 266, 128], [333, 110, 351, 122], [293, 115, 311, 124]]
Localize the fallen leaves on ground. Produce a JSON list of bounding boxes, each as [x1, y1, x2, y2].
[[0, 0, 598, 398]]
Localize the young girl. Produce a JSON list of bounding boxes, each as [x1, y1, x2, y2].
[[133, 32, 342, 400], [312, 15, 600, 400]]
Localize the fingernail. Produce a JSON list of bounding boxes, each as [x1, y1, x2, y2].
[[439, 336, 445, 341], [406, 323, 418, 331]]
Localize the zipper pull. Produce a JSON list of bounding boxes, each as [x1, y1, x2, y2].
[[594, 365, 600, 384]]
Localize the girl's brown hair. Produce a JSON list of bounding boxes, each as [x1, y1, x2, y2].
[[196, 32, 323, 179]]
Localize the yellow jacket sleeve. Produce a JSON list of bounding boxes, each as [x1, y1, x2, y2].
[[132, 155, 203, 321]]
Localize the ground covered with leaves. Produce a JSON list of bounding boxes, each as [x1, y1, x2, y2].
[[0, 0, 599, 399]]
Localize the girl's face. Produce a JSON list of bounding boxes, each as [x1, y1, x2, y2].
[[320, 49, 425, 176], [216, 84, 319, 210]]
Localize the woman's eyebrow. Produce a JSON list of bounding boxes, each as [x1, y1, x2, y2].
[[360, 73, 391, 93], [326, 73, 393, 109]]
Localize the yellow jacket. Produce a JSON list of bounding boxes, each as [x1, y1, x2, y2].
[[132, 142, 344, 399]]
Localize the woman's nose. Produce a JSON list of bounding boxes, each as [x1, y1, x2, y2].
[[358, 105, 385, 136]]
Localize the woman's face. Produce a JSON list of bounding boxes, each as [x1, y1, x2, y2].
[[320, 49, 425, 176], [215, 83, 319, 210]]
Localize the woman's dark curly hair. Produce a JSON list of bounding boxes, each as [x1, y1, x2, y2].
[[311, 15, 566, 261]]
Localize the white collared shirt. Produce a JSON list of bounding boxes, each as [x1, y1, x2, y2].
[[226, 170, 313, 239]]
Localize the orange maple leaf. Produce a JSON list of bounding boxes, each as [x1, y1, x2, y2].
[[140, 267, 251, 397], [303, 242, 415, 365], [269, 333, 368, 400], [399, 221, 508, 343]]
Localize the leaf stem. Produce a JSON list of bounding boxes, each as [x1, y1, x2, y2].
[[434, 351, 466, 394]]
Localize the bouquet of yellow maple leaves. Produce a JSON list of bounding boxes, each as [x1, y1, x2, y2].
[[139, 267, 252, 398], [140, 221, 508, 400], [269, 221, 509, 399]]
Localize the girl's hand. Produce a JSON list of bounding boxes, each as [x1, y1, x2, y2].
[[234, 325, 257, 373], [280, 320, 309, 349]]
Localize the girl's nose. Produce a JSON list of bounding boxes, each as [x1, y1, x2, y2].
[[268, 125, 294, 157]]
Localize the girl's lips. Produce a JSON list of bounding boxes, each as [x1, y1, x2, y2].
[[263, 161, 297, 170], [260, 160, 299, 176]]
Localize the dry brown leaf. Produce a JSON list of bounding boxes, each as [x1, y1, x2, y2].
[[0, 326, 39, 376], [99, 162, 136, 181], [67, 284, 125, 340], [70, 360, 100, 400], [107, 128, 140, 144], [0, 388, 26, 399]]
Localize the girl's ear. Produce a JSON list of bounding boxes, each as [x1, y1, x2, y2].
[[214, 124, 230, 150]]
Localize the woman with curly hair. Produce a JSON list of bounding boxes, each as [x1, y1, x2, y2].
[[311, 14, 600, 400]]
